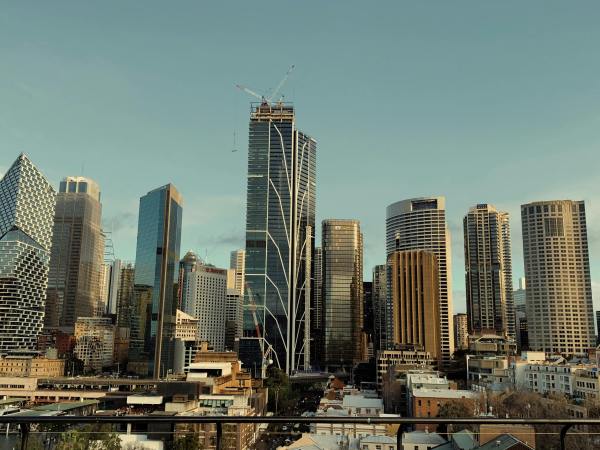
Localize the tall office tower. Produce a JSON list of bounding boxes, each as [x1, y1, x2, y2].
[[385, 197, 454, 364], [182, 262, 227, 351], [45, 177, 104, 331], [310, 246, 324, 368], [372, 264, 388, 354], [225, 289, 243, 351], [0, 154, 56, 351], [133, 184, 182, 378], [179, 251, 199, 313], [386, 197, 453, 364], [322, 219, 364, 370], [116, 263, 135, 328], [229, 249, 246, 295], [514, 278, 528, 350], [463, 204, 515, 338], [241, 103, 316, 376], [453, 313, 469, 351], [388, 250, 441, 365], [100, 259, 122, 316], [363, 281, 374, 359], [521, 200, 594, 355]]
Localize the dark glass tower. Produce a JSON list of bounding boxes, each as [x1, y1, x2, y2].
[[133, 184, 182, 379], [241, 103, 316, 376]]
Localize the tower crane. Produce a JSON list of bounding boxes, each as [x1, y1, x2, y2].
[[235, 65, 295, 105]]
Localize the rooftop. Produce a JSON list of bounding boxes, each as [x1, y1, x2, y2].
[[412, 388, 478, 399]]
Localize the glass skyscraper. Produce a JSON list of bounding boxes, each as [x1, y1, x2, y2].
[[45, 176, 104, 332], [241, 102, 316, 376], [0, 154, 56, 351], [133, 184, 182, 378], [322, 219, 364, 371]]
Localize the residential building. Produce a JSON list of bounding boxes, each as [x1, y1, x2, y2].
[[0, 154, 56, 351], [74, 317, 115, 372], [372, 264, 388, 354], [388, 250, 441, 365], [132, 184, 183, 378], [521, 200, 594, 355], [322, 219, 365, 370], [573, 369, 600, 402], [182, 261, 227, 351], [463, 204, 515, 338], [229, 249, 246, 295], [515, 357, 590, 397], [386, 197, 453, 365], [376, 347, 434, 390], [454, 313, 468, 351], [45, 176, 104, 332], [400, 431, 447, 450], [240, 103, 316, 376]]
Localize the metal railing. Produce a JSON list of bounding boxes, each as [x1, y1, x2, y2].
[[2, 415, 600, 450]]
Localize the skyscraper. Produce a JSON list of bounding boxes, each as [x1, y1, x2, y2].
[[386, 197, 453, 364], [311, 246, 323, 368], [514, 278, 528, 350], [100, 259, 122, 316], [182, 261, 227, 351], [241, 103, 316, 375], [388, 250, 441, 365], [230, 249, 246, 295], [133, 184, 182, 378], [322, 219, 364, 371], [0, 154, 56, 351], [521, 200, 594, 355], [463, 204, 515, 338], [372, 264, 388, 354], [453, 313, 469, 351], [45, 177, 104, 331]]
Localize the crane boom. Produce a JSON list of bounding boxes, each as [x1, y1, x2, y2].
[[235, 84, 264, 101], [267, 64, 295, 103]]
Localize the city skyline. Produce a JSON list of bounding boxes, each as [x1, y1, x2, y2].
[[1, 1, 600, 315]]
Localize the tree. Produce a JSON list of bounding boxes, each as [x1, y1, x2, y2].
[[437, 398, 476, 432]]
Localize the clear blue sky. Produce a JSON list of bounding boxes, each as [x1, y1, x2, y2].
[[1, 1, 599, 314]]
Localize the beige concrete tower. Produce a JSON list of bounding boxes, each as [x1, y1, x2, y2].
[[388, 250, 441, 365], [521, 200, 594, 355]]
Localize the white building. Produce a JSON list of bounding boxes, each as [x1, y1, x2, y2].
[[0, 154, 56, 351], [182, 262, 227, 351], [516, 358, 591, 397]]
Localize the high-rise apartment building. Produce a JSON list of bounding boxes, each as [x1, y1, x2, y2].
[[322, 219, 364, 370], [463, 204, 515, 338], [386, 197, 453, 364], [241, 103, 316, 375], [454, 313, 469, 351], [388, 250, 441, 365], [181, 261, 227, 351], [45, 177, 104, 331], [229, 249, 246, 295], [372, 264, 388, 354], [521, 200, 594, 355], [133, 184, 182, 378], [0, 154, 56, 351]]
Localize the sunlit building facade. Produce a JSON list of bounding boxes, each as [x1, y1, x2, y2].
[[0, 154, 56, 351], [322, 219, 364, 370]]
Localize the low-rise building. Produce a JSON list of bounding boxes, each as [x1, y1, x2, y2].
[[409, 388, 480, 420], [376, 347, 434, 390], [573, 368, 600, 402], [0, 350, 65, 377], [400, 431, 446, 450], [467, 355, 512, 392]]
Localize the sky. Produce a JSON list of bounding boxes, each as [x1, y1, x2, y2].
[[1, 1, 600, 314]]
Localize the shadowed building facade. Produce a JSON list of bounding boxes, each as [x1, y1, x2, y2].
[[388, 250, 441, 365], [45, 177, 104, 332], [132, 184, 182, 378], [521, 200, 594, 355], [463, 204, 515, 338], [0, 154, 56, 351], [322, 219, 364, 371], [240, 103, 316, 376]]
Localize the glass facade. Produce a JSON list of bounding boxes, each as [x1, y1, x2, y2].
[[321, 220, 364, 371], [133, 184, 182, 378], [241, 103, 316, 375], [45, 177, 104, 332], [0, 154, 56, 351]]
